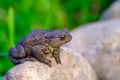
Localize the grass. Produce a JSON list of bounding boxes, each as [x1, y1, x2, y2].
[[7, 7, 15, 48]]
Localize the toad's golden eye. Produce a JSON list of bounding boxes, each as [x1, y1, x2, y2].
[[60, 35, 66, 40]]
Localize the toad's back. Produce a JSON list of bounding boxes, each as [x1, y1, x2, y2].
[[18, 30, 49, 55]]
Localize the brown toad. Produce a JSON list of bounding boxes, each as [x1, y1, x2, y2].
[[9, 29, 72, 67]]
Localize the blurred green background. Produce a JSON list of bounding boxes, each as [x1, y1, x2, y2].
[[0, 0, 113, 78]]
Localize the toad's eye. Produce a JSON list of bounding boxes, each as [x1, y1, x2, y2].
[[60, 35, 66, 40]]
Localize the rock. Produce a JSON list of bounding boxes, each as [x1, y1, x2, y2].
[[3, 47, 98, 80], [101, 0, 120, 20], [68, 19, 120, 80]]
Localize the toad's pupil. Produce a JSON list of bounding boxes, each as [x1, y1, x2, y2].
[[60, 35, 66, 40]]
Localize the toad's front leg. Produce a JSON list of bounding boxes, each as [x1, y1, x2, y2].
[[52, 48, 61, 64], [31, 45, 52, 67]]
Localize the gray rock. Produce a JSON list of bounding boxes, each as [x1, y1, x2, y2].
[[101, 0, 120, 20], [69, 19, 120, 80], [3, 47, 98, 80]]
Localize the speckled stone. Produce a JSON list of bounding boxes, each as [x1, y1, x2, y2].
[[69, 19, 120, 80], [3, 47, 98, 80], [101, 0, 120, 20]]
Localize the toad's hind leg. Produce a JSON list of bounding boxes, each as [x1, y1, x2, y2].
[[9, 45, 26, 64], [31, 45, 52, 67], [9, 45, 26, 58]]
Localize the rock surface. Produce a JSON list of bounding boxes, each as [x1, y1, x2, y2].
[[101, 0, 120, 20], [3, 47, 98, 80], [68, 19, 120, 80]]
